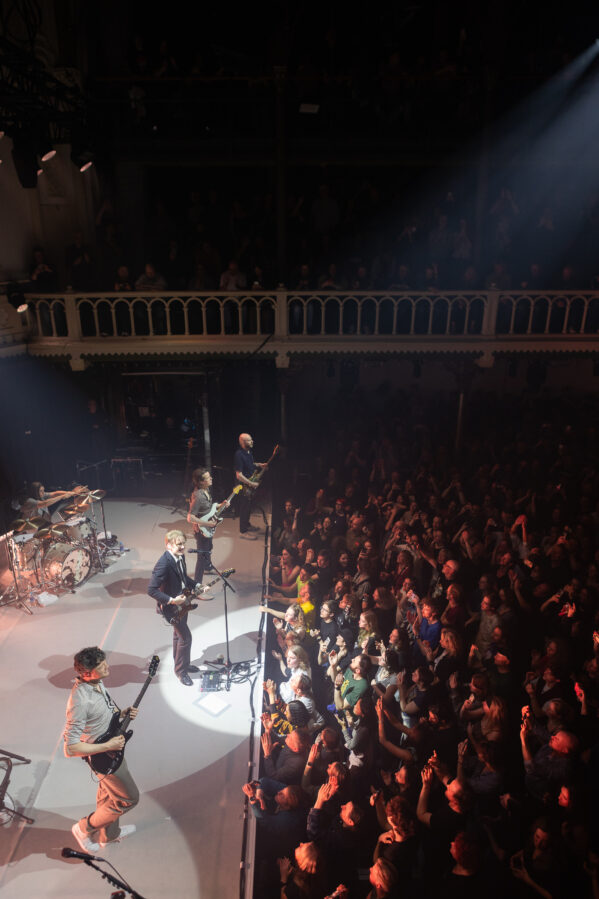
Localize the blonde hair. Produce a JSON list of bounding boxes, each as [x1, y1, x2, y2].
[[286, 645, 310, 670], [441, 627, 462, 657], [295, 841, 322, 874], [165, 529, 187, 546]]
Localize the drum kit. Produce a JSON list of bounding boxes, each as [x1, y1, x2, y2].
[[3, 488, 110, 611]]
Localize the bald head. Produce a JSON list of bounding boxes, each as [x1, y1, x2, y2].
[[239, 433, 253, 449]]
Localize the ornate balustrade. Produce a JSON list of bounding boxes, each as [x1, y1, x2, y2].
[[3, 290, 599, 367]]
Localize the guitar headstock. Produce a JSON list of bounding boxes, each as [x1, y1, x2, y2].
[[148, 655, 160, 677], [233, 485, 243, 496]]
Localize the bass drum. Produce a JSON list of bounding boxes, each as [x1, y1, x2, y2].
[[43, 542, 91, 587]]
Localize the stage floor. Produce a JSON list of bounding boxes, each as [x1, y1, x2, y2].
[[0, 498, 268, 899]]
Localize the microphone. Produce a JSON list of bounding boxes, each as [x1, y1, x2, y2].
[[187, 549, 212, 555], [61, 846, 100, 861]]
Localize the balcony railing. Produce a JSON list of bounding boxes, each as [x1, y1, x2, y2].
[[21, 290, 599, 344]]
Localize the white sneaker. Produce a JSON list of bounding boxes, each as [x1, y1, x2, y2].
[[100, 823, 136, 846], [239, 532, 257, 540], [72, 822, 100, 853]]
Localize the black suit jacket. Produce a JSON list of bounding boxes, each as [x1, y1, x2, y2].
[[148, 551, 195, 613]]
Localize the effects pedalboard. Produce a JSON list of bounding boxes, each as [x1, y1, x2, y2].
[[200, 669, 223, 691]]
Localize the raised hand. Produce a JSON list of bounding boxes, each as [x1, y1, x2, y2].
[[277, 857, 293, 879], [421, 764, 434, 787], [307, 741, 321, 765], [241, 781, 256, 799], [261, 731, 272, 757]]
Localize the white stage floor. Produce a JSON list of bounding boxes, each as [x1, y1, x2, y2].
[[0, 499, 268, 899]]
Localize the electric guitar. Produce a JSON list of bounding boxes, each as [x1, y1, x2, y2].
[[162, 569, 235, 624], [84, 655, 160, 776], [241, 444, 280, 498], [188, 485, 242, 537]]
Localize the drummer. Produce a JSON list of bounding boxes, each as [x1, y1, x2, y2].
[[20, 482, 86, 521]]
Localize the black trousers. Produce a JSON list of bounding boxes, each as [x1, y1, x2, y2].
[[172, 611, 192, 677], [194, 531, 213, 582], [238, 491, 252, 533]]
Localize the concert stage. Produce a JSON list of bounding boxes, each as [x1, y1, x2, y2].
[[0, 498, 268, 899]]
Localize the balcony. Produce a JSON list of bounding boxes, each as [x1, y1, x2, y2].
[[2, 290, 599, 369]]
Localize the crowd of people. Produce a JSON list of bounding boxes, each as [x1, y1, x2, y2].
[[247, 391, 599, 897], [26, 179, 599, 308]]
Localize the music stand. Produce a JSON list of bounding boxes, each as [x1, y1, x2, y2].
[[202, 561, 253, 692]]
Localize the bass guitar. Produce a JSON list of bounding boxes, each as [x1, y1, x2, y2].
[[84, 655, 160, 776], [188, 485, 243, 537], [162, 569, 235, 624], [241, 444, 280, 498]]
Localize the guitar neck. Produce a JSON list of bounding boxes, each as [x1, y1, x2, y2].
[[119, 673, 152, 733], [249, 445, 279, 485]]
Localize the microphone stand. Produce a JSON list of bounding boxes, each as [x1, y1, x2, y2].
[[81, 856, 147, 899], [202, 559, 242, 692]]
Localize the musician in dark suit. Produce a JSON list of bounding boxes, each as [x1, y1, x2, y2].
[[148, 529, 205, 686]]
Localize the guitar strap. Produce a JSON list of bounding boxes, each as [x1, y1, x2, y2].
[[99, 681, 120, 714]]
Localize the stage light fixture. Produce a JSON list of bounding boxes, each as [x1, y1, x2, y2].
[[39, 144, 56, 163], [70, 136, 94, 173], [6, 283, 29, 314]]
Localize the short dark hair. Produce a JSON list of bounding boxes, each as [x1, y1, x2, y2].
[[74, 646, 106, 676]]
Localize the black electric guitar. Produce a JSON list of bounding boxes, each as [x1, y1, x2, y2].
[[241, 444, 280, 498], [161, 569, 235, 624], [84, 655, 160, 776]]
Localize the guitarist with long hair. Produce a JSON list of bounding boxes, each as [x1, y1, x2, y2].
[[187, 467, 218, 583], [64, 646, 139, 854]]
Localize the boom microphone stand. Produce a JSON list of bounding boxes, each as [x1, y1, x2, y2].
[[61, 850, 147, 898], [202, 560, 252, 691]]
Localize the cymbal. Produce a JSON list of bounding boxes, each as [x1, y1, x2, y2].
[[88, 489, 106, 501], [38, 520, 70, 538], [11, 519, 37, 534], [30, 516, 52, 530], [62, 502, 90, 516]]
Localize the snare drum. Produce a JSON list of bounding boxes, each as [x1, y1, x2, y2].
[[62, 517, 94, 544], [43, 542, 91, 586], [12, 532, 38, 571]]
